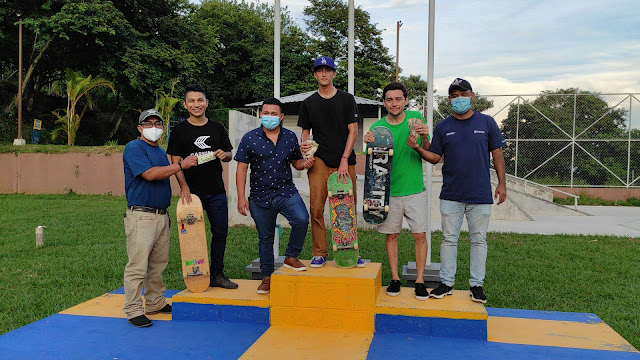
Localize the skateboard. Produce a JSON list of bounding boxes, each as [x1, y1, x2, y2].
[[327, 172, 358, 268], [176, 194, 210, 293], [363, 126, 393, 224]]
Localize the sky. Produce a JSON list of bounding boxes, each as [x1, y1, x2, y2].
[[189, 0, 640, 96]]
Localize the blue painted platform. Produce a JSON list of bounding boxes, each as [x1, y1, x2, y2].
[[0, 286, 637, 359]]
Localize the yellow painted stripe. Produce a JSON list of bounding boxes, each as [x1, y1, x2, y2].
[[59, 293, 171, 321], [239, 326, 374, 360], [488, 316, 638, 352], [375, 288, 487, 320], [172, 279, 270, 308], [272, 261, 382, 286]]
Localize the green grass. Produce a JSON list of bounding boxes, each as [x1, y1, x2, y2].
[[1, 194, 639, 349], [554, 194, 640, 206]]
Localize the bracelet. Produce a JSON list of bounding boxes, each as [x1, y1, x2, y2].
[[342, 156, 348, 160], [178, 162, 183, 171]]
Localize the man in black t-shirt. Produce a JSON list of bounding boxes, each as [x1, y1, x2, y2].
[[167, 84, 238, 289], [298, 56, 363, 268]]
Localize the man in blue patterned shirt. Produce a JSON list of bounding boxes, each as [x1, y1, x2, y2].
[[235, 97, 315, 294]]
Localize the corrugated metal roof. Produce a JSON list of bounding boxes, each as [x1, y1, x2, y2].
[[245, 91, 382, 106]]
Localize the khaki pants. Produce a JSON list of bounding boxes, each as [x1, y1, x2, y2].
[[308, 157, 357, 257], [122, 209, 170, 319]]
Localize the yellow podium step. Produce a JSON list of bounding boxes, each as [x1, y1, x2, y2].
[[270, 260, 382, 332]]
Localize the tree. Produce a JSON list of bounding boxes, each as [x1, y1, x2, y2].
[[399, 74, 429, 111], [500, 89, 629, 185], [51, 68, 114, 145], [303, 0, 394, 99], [155, 80, 181, 144]]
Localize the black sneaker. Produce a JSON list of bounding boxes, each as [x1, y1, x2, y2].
[[210, 274, 239, 289], [470, 286, 487, 304], [146, 304, 172, 315], [127, 315, 152, 328], [429, 282, 453, 299], [415, 283, 428, 300], [386, 280, 401, 296]]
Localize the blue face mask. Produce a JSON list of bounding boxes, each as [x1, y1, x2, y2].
[[261, 115, 280, 130], [451, 96, 471, 114]]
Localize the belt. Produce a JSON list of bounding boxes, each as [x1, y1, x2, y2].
[[128, 206, 168, 214]]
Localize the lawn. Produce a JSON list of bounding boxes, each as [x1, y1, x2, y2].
[[1, 193, 639, 349]]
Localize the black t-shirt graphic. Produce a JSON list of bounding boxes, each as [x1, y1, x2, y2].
[[167, 119, 233, 197]]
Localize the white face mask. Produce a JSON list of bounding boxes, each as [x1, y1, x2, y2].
[[142, 127, 163, 142]]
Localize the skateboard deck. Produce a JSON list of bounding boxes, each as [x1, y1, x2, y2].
[[327, 172, 358, 268], [363, 126, 393, 224], [176, 194, 210, 293]]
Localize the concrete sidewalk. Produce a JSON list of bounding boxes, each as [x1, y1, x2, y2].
[[436, 206, 640, 237]]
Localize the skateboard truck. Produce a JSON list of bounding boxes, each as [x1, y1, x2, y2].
[[187, 266, 203, 276], [180, 213, 202, 225], [328, 189, 353, 199]]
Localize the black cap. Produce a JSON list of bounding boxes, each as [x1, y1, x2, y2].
[[138, 109, 163, 124], [448, 78, 472, 94]]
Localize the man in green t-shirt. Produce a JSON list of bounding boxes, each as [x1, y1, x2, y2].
[[364, 82, 431, 300]]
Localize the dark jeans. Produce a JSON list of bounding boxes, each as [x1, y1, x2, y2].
[[249, 193, 309, 277], [200, 193, 228, 276]]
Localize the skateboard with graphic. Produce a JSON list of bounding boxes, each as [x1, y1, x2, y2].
[[327, 172, 359, 268], [363, 126, 393, 224], [176, 194, 210, 292]]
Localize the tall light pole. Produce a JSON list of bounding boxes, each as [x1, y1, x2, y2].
[[14, 12, 25, 146], [395, 21, 402, 82]]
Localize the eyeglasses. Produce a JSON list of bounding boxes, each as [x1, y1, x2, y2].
[[140, 121, 164, 129]]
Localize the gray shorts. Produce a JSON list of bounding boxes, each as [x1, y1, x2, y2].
[[376, 190, 428, 234]]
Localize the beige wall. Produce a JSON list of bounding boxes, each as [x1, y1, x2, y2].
[[0, 152, 228, 196], [553, 187, 640, 201]]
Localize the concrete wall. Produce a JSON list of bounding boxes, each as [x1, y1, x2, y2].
[[552, 187, 640, 201], [0, 151, 229, 196]]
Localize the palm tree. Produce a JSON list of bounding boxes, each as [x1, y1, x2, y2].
[[155, 79, 181, 144], [51, 68, 115, 145]]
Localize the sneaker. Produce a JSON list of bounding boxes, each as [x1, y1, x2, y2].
[[257, 276, 270, 294], [210, 274, 239, 289], [145, 304, 172, 315], [310, 256, 326, 268], [356, 257, 366, 268], [415, 283, 428, 300], [283, 257, 307, 271], [429, 282, 453, 299], [127, 315, 152, 328], [470, 286, 487, 304], [386, 280, 401, 296]]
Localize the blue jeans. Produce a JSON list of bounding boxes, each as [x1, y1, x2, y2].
[[249, 193, 309, 277], [439, 199, 492, 287], [200, 193, 229, 276]]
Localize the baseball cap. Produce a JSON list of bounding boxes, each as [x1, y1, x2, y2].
[[138, 109, 163, 124], [448, 78, 472, 94], [313, 56, 336, 71]]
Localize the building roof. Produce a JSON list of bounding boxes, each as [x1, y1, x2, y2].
[[245, 91, 382, 107]]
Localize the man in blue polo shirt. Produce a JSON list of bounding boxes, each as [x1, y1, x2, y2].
[[235, 97, 315, 294], [122, 109, 198, 327], [410, 78, 507, 304]]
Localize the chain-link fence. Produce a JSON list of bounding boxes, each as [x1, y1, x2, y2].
[[423, 93, 640, 188]]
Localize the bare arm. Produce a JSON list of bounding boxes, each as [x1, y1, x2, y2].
[[141, 155, 198, 182], [300, 129, 311, 153], [214, 149, 233, 162], [492, 148, 507, 205], [407, 133, 441, 164], [171, 155, 192, 204], [337, 122, 358, 181], [236, 161, 249, 216], [292, 157, 315, 171]]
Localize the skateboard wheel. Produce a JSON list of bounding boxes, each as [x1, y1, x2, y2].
[[384, 205, 389, 212], [367, 148, 372, 155], [363, 204, 369, 211], [328, 191, 333, 198], [333, 244, 338, 252], [389, 149, 394, 156], [354, 243, 358, 250], [348, 189, 353, 196]]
